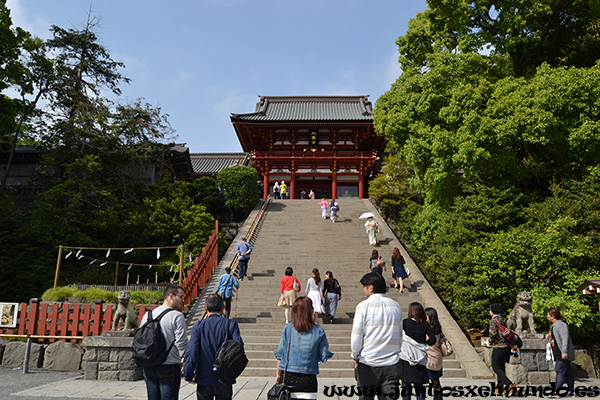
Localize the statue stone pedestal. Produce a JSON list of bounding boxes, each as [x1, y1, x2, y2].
[[82, 330, 142, 381], [482, 336, 556, 385]]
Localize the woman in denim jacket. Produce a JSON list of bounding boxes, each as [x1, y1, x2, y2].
[[274, 296, 334, 399]]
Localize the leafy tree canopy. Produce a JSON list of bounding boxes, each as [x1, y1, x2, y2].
[[368, 155, 415, 222], [398, 0, 600, 76], [377, 59, 600, 207], [217, 166, 259, 221]]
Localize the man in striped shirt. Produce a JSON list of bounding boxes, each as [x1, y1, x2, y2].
[[351, 273, 403, 400]]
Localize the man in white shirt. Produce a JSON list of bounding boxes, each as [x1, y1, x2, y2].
[[139, 284, 189, 400], [351, 273, 403, 400]]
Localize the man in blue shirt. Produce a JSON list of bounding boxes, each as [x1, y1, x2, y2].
[[217, 267, 239, 319], [235, 238, 252, 280], [184, 294, 244, 400]]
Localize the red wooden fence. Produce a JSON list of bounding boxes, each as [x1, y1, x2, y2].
[[0, 300, 157, 343], [182, 220, 219, 304]]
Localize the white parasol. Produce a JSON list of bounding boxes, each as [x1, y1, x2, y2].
[[359, 212, 375, 219]]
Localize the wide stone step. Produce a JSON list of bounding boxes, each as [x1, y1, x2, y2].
[[241, 335, 351, 345], [246, 350, 353, 359], [245, 343, 351, 352], [188, 199, 475, 380], [237, 324, 353, 331], [248, 358, 353, 369], [241, 367, 355, 378]]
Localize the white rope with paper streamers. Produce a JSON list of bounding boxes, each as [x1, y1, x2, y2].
[[61, 245, 187, 270]]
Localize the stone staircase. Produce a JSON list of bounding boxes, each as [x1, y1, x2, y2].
[[229, 199, 467, 379]]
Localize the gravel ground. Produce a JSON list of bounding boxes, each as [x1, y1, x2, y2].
[[0, 366, 102, 400]]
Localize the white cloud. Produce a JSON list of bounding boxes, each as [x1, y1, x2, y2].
[[210, 89, 256, 117], [6, 0, 52, 38], [160, 70, 196, 90], [383, 52, 402, 92], [177, 71, 194, 83]]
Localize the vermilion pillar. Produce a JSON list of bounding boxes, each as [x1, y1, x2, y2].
[[263, 174, 269, 198], [290, 173, 296, 199], [359, 174, 365, 199], [332, 173, 338, 199]]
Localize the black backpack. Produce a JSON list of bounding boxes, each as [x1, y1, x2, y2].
[[212, 319, 248, 384], [132, 308, 175, 368]]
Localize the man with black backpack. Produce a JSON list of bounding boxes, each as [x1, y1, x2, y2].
[[184, 294, 246, 400], [137, 284, 188, 400]]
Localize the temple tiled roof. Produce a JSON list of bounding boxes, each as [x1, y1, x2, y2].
[[231, 96, 373, 122], [190, 153, 251, 176]]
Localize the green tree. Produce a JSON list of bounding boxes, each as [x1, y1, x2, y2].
[[0, 2, 56, 195], [398, 1, 600, 77], [368, 155, 415, 223], [217, 166, 259, 221], [376, 60, 600, 207], [373, 0, 600, 344]]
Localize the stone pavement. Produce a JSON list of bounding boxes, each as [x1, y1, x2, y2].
[[5, 367, 600, 400]]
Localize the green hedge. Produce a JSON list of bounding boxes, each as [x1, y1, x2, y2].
[[41, 286, 163, 304]]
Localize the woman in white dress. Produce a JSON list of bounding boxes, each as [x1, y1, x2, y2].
[[305, 268, 323, 324]]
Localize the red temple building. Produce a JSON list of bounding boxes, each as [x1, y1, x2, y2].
[[231, 95, 386, 199]]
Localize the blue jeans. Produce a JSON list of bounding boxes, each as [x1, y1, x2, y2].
[[144, 364, 181, 400], [238, 259, 249, 279], [196, 384, 233, 400], [401, 382, 425, 400]]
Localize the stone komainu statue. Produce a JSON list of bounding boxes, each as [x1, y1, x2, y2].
[[111, 290, 139, 330], [507, 291, 536, 335]]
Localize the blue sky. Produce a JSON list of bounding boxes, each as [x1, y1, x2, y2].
[[6, 0, 427, 152]]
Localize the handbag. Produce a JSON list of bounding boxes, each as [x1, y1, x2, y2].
[[292, 277, 299, 292], [267, 327, 292, 400], [404, 266, 411, 276], [440, 333, 454, 357], [267, 383, 290, 400], [376, 257, 385, 268]]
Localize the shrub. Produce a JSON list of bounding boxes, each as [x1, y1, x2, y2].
[[130, 290, 163, 304], [72, 288, 118, 303], [42, 286, 163, 304], [41, 286, 77, 302]]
